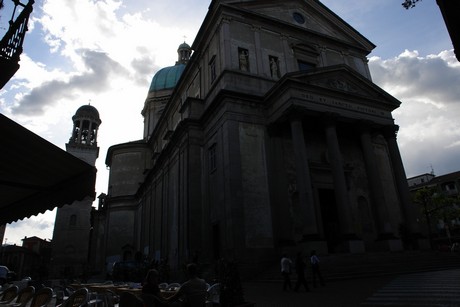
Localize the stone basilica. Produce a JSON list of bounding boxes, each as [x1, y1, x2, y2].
[[88, 0, 425, 276]]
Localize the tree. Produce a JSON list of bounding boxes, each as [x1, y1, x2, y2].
[[402, 0, 422, 9], [413, 187, 460, 248], [0, 0, 4, 10]]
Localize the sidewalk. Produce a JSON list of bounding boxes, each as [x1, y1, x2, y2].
[[242, 275, 394, 307]]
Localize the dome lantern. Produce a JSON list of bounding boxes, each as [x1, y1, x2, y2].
[[148, 42, 191, 93], [177, 41, 191, 65]]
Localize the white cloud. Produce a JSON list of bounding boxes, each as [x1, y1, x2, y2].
[[4, 210, 56, 245], [369, 49, 460, 177]]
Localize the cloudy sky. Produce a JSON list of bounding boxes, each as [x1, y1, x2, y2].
[[1, 0, 459, 246]]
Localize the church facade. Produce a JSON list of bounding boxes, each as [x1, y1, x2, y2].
[[93, 0, 424, 276]]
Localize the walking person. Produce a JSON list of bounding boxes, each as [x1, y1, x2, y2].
[[294, 251, 310, 292], [310, 250, 325, 287], [280, 253, 293, 291]]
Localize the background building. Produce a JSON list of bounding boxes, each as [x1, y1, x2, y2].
[[0, 236, 51, 281], [408, 171, 460, 249], [51, 105, 101, 279], [92, 0, 424, 278]]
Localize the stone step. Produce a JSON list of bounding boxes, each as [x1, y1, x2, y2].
[[249, 251, 460, 282]]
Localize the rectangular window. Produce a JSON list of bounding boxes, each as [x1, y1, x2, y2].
[[209, 143, 217, 172], [209, 55, 216, 83], [298, 60, 315, 71]]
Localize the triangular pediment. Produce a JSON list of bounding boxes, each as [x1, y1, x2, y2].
[[270, 65, 401, 111], [220, 0, 374, 52]]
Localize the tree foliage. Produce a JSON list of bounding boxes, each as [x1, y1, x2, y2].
[[402, 0, 422, 9], [413, 187, 460, 224]]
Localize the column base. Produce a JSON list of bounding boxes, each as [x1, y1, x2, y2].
[[377, 233, 398, 240], [415, 238, 431, 250], [342, 239, 365, 253], [375, 238, 403, 252], [297, 240, 328, 255]]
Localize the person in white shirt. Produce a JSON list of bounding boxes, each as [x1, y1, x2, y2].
[[280, 253, 293, 291]]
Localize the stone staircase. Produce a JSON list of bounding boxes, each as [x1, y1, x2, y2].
[[248, 250, 460, 282]]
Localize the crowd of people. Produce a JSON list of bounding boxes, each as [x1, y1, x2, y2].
[[280, 250, 325, 292]]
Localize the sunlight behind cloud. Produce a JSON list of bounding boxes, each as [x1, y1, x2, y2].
[[369, 49, 460, 178]]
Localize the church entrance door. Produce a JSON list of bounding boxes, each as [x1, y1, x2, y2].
[[318, 189, 341, 253]]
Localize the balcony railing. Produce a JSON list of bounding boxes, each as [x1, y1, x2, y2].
[[0, 0, 34, 89]]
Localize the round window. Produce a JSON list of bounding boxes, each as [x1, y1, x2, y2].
[[293, 12, 305, 24]]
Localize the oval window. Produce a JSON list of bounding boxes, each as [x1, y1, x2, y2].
[[293, 12, 305, 24]]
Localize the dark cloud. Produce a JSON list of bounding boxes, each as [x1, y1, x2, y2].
[[12, 49, 128, 116]]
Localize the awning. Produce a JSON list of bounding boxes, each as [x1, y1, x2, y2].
[[0, 113, 96, 225]]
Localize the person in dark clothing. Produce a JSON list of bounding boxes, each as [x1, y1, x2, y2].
[[164, 263, 207, 307], [142, 269, 161, 295], [310, 250, 325, 287], [141, 269, 167, 307], [294, 251, 310, 292]]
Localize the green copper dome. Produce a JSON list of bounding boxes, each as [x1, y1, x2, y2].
[[149, 64, 186, 92], [179, 42, 191, 49]]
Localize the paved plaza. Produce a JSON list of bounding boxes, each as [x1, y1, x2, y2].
[[243, 269, 460, 307]]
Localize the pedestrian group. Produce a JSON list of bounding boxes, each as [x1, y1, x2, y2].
[[280, 250, 325, 292]]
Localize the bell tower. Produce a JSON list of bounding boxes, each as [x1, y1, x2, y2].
[[66, 104, 101, 165], [51, 104, 101, 279]]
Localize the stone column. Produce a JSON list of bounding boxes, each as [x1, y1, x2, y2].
[[76, 120, 83, 143], [359, 125, 393, 236], [323, 116, 354, 237], [89, 122, 94, 144], [220, 18, 231, 71], [289, 116, 319, 237], [383, 126, 421, 236]]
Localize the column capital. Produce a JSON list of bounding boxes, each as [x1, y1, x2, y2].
[[322, 112, 340, 126], [356, 119, 374, 133], [288, 111, 304, 123], [221, 16, 232, 24], [382, 125, 400, 139]]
